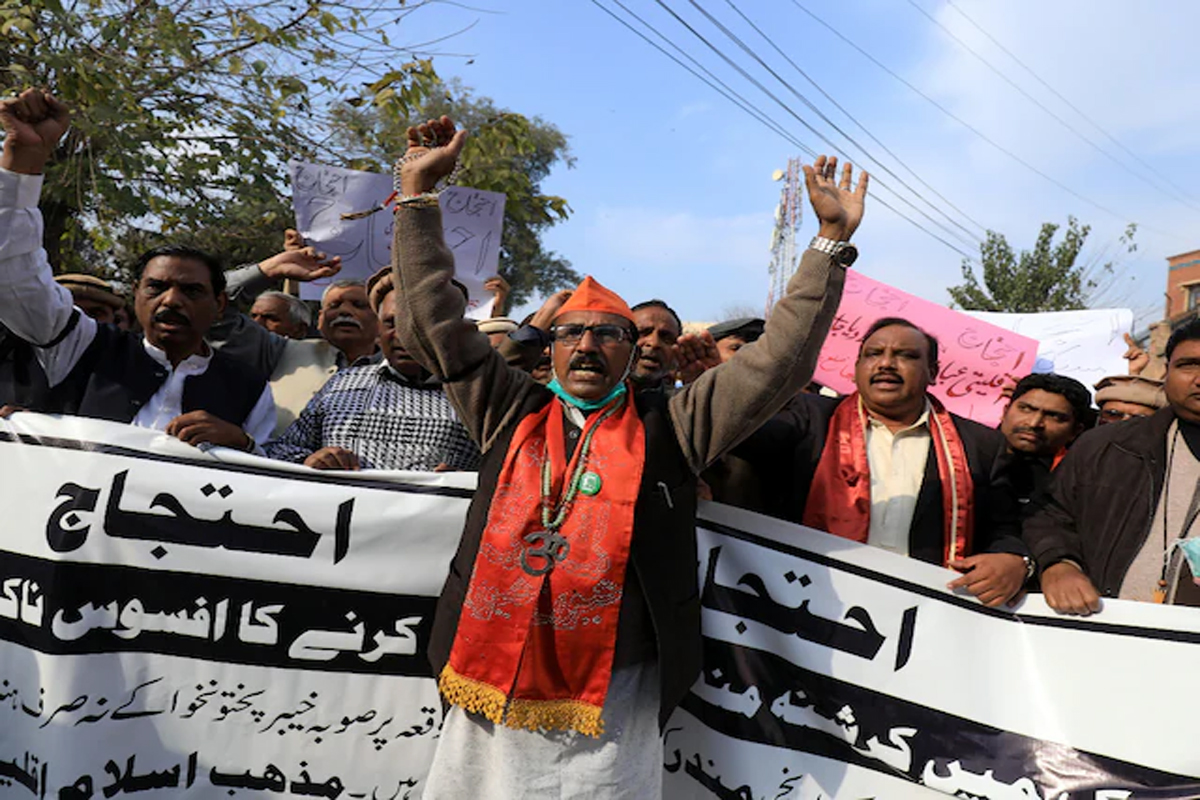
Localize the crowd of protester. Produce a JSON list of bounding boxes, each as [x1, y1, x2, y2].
[[2, 88, 1195, 796], [0, 87, 1190, 615]]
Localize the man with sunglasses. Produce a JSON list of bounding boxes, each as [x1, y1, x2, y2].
[[389, 115, 867, 799]]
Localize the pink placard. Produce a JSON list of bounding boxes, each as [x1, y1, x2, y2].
[[812, 272, 1039, 426]]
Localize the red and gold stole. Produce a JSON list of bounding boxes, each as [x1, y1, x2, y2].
[[439, 393, 645, 737], [802, 393, 975, 566]]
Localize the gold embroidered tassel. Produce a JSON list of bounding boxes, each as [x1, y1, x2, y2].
[[438, 664, 507, 726], [504, 697, 605, 738]]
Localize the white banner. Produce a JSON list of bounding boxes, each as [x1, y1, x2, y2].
[[288, 160, 506, 318], [0, 414, 469, 799], [667, 503, 1200, 799], [5, 416, 1200, 799], [968, 308, 1135, 392]]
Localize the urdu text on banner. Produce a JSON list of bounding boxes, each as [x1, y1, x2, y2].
[[0, 414, 470, 799], [288, 160, 505, 318], [811, 271, 1039, 427], [4, 416, 1200, 797]]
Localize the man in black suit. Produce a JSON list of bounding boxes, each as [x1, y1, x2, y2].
[[729, 317, 1030, 607]]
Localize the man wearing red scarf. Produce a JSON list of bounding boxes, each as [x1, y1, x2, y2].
[[734, 317, 1031, 607], [390, 116, 866, 798]]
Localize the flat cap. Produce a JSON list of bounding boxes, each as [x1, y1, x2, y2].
[[55, 273, 124, 310], [707, 317, 765, 342], [476, 317, 519, 335], [1094, 374, 1167, 410]]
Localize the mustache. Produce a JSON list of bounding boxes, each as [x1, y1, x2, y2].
[[869, 369, 902, 383], [1013, 426, 1045, 438], [329, 314, 363, 328], [153, 309, 190, 326], [569, 354, 607, 371]]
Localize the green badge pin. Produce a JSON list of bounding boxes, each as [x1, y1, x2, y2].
[[579, 472, 603, 496]]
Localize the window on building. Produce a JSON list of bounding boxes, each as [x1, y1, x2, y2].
[[1189, 285, 1200, 311]]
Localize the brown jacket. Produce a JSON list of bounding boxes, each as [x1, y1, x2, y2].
[[391, 205, 846, 724]]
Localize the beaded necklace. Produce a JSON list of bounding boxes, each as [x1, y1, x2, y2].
[[519, 394, 626, 577]]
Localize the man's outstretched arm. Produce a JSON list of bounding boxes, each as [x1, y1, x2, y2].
[[0, 89, 95, 386], [670, 155, 867, 473], [390, 116, 540, 452]]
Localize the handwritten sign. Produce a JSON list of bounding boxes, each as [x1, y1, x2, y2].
[[968, 308, 1134, 393], [812, 272, 1039, 426], [288, 161, 506, 319]]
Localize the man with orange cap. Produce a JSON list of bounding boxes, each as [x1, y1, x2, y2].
[[391, 115, 867, 799]]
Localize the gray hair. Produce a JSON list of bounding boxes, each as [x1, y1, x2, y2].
[[259, 290, 312, 328], [320, 278, 366, 306]]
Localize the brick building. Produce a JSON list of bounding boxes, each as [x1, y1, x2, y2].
[[1166, 248, 1200, 319]]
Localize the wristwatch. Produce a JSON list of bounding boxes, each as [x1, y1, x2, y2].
[[809, 236, 858, 268], [1021, 555, 1036, 583]]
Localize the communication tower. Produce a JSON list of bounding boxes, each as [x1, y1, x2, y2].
[[766, 158, 803, 315]]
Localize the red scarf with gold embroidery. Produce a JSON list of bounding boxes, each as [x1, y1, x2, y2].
[[439, 393, 645, 737], [802, 394, 975, 566]]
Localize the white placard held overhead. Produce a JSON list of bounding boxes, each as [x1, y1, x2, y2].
[[288, 161, 506, 319], [968, 308, 1135, 390]]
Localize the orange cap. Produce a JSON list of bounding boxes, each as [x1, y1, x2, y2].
[[554, 276, 635, 323]]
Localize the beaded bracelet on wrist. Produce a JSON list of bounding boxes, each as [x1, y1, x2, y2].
[[396, 193, 441, 208], [393, 147, 460, 200]]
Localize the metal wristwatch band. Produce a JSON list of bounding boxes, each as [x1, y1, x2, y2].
[[809, 235, 848, 255]]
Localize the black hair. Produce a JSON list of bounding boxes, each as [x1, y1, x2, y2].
[[135, 245, 225, 296], [1011, 373, 1093, 427], [1167, 318, 1200, 362], [859, 316, 940, 373], [631, 299, 682, 335]]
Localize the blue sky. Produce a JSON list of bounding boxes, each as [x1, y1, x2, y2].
[[392, 0, 1200, 326]]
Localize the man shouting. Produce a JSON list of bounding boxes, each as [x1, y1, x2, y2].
[[390, 115, 867, 797]]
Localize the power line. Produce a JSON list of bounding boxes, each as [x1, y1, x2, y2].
[[680, 0, 981, 249], [589, 0, 981, 260], [784, 0, 1183, 239], [906, 0, 1200, 215], [588, 1, 815, 153], [942, 0, 1200, 210], [644, 0, 982, 255], [719, 0, 987, 235]]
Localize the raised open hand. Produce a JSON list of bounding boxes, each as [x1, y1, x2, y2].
[[1123, 332, 1150, 376], [484, 275, 511, 317], [399, 115, 468, 198], [802, 155, 868, 242], [0, 89, 71, 174], [259, 246, 342, 283]]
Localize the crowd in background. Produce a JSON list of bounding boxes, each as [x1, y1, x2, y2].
[[0, 87, 1191, 626]]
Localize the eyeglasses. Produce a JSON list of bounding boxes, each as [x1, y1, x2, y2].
[[1099, 407, 1150, 423], [549, 324, 631, 346]]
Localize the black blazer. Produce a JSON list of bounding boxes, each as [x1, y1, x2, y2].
[[729, 393, 1025, 564]]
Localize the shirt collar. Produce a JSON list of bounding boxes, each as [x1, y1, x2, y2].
[[377, 361, 441, 388], [142, 337, 211, 371], [336, 348, 383, 370], [866, 399, 931, 434]]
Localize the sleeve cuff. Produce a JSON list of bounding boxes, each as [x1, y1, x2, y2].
[[0, 167, 45, 209]]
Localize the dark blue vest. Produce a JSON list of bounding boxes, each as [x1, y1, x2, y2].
[[60, 322, 266, 426]]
